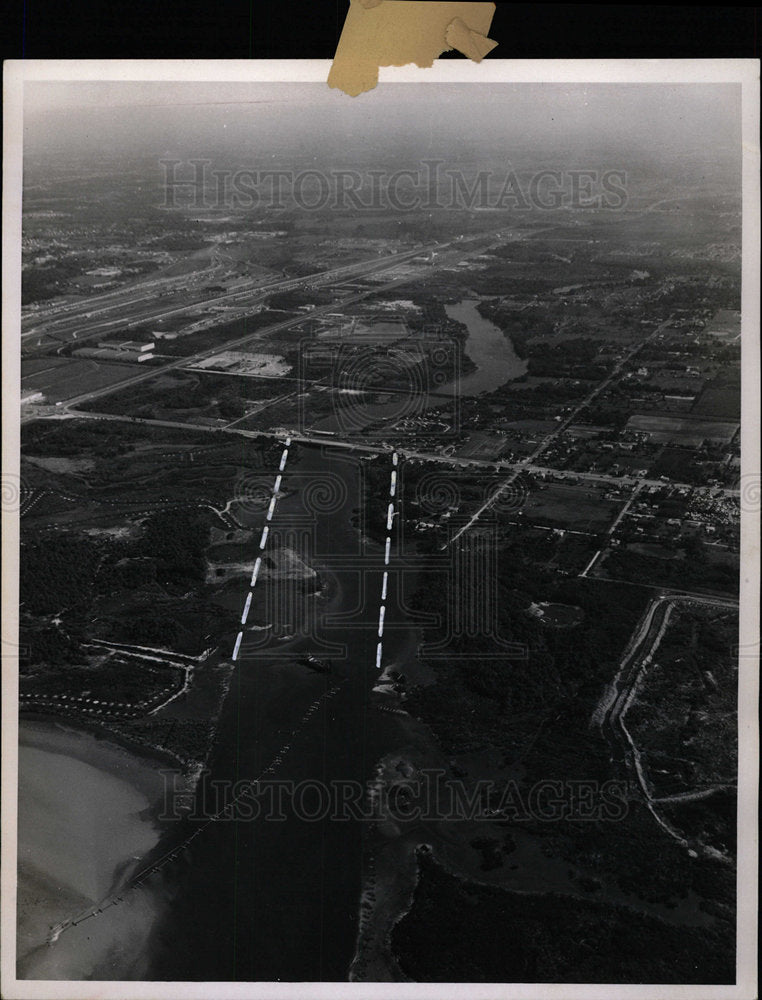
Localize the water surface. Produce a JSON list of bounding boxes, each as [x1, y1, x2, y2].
[[445, 297, 527, 395]]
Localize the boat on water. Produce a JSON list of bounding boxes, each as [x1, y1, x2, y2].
[[298, 654, 332, 674]]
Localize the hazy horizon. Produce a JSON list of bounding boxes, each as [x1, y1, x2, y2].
[[23, 81, 741, 174]]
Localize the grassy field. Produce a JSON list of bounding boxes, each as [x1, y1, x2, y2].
[[455, 432, 510, 460], [21, 359, 137, 401], [79, 369, 293, 423], [650, 446, 704, 481], [532, 602, 585, 627], [21, 357, 72, 378], [522, 483, 620, 532], [691, 384, 741, 419], [627, 414, 739, 446]]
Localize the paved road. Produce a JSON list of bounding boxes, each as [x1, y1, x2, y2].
[[21, 243, 435, 344], [447, 318, 701, 544], [22, 226, 511, 347], [594, 591, 738, 859], [37, 406, 740, 508], [21, 278, 418, 420], [579, 483, 645, 578], [21, 228, 515, 420]]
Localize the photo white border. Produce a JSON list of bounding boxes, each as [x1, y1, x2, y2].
[[2, 58, 759, 1000]]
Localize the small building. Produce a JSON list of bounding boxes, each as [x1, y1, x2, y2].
[[122, 340, 154, 353], [98, 340, 154, 353], [73, 347, 154, 363]]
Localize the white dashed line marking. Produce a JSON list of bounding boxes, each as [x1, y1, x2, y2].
[[376, 453, 400, 665], [241, 593, 252, 625], [235, 447, 290, 660]]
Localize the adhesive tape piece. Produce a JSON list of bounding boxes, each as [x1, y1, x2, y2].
[[329, 2, 497, 97], [445, 16, 498, 62]]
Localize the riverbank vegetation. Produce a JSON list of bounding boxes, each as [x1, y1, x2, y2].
[[392, 853, 734, 984]]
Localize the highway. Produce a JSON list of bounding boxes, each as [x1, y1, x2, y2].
[[35, 405, 740, 508], [20, 228, 515, 421], [21, 233, 740, 527], [21, 277, 415, 420], [21, 243, 428, 343], [21, 228, 509, 348]]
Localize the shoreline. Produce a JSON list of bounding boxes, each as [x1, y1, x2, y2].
[[348, 683, 439, 982], [19, 714, 184, 790], [16, 717, 174, 979], [348, 741, 427, 983], [16, 634, 237, 981]]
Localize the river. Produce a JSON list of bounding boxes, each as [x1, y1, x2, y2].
[[445, 297, 527, 395], [20, 302, 527, 981], [145, 444, 421, 981]]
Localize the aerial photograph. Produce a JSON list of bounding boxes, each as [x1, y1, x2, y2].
[[7, 74, 752, 987]]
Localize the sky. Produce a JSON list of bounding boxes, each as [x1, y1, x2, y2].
[[23, 80, 741, 169]]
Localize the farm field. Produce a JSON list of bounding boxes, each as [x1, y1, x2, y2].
[[455, 432, 510, 460], [77, 369, 294, 423], [705, 308, 740, 339], [649, 447, 704, 481], [21, 358, 138, 401], [521, 482, 621, 532], [691, 384, 741, 419], [21, 357, 72, 378], [627, 414, 739, 446]]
